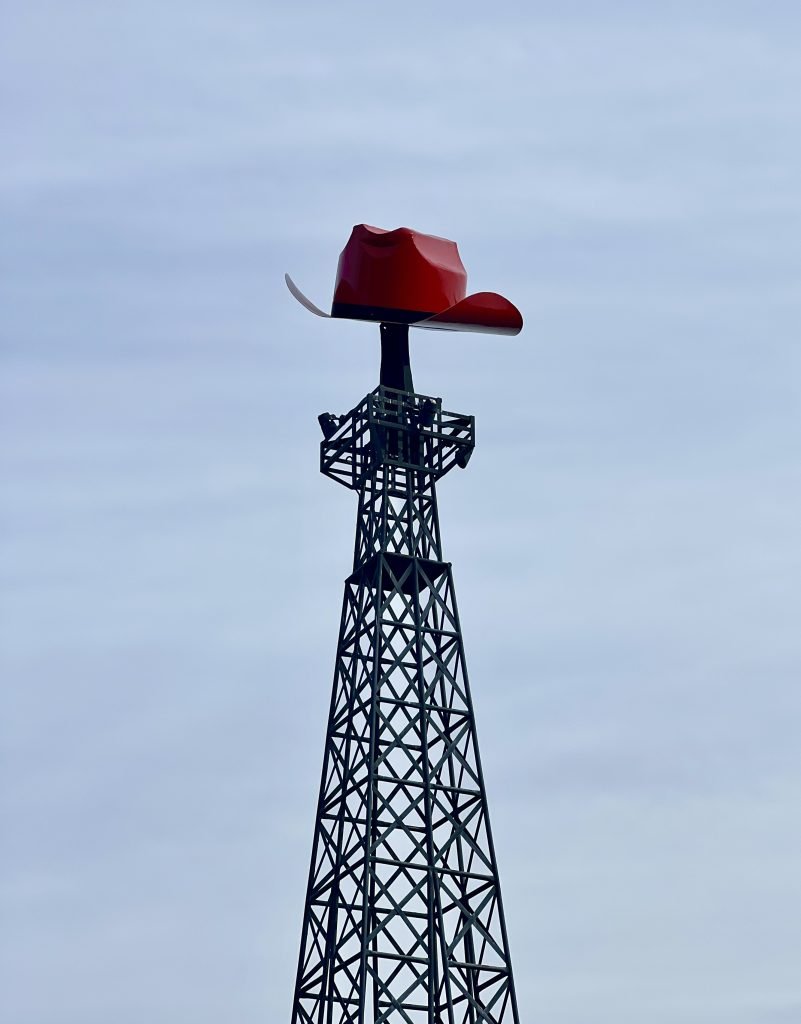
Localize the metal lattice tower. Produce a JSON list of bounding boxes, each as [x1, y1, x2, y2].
[[291, 325, 520, 1024]]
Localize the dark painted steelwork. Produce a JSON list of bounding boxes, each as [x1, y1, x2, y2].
[[380, 324, 414, 393], [291, 367, 520, 1023]]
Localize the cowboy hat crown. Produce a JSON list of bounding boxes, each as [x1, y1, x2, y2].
[[286, 224, 522, 336]]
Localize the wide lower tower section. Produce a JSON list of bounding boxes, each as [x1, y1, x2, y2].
[[291, 380, 520, 1024]]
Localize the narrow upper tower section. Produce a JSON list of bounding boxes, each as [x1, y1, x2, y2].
[[285, 225, 525, 1024], [318, 386, 475, 492]]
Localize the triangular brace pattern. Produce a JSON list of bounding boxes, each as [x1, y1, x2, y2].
[[291, 387, 520, 1024]]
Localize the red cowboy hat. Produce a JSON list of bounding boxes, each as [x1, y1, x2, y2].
[[285, 224, 522, 335]]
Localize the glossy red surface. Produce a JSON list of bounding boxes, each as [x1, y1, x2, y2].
[[286, 223, 523, 336], [421, 292, 523, 335], [333, 225, 467, 315]]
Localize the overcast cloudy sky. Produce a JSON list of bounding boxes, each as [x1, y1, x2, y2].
[[2, 2, 800, 1022]]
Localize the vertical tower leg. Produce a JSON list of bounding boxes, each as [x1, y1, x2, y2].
[[291, 389, 520, 1024]]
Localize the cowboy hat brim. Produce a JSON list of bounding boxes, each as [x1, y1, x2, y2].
[[285, 274, 523, 336]]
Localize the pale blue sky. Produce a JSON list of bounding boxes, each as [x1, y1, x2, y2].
[[2, 2, 800, 1022]]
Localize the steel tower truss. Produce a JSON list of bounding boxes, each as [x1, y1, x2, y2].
[[291, 383, 520, 1024]]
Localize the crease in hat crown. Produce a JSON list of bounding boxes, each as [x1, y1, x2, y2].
[[285, 224, 523, 336]]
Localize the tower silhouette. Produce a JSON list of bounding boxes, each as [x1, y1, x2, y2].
[[290, 323, 521, 1024]]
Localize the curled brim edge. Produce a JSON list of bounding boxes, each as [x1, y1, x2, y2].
[[285, 274, 523, 336]]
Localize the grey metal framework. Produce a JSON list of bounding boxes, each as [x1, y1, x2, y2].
[[291, 354, 520, 1023]]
